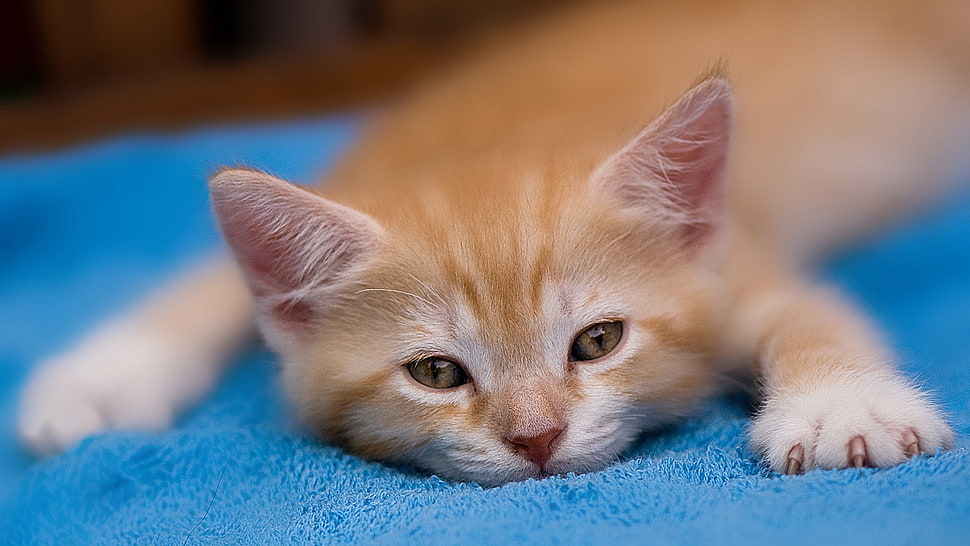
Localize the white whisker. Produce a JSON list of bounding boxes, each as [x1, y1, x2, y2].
[[405, 273, 446, 306], [354, 288, 436, 307]]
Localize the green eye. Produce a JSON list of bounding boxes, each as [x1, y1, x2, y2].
[[407, 358, 470, 389], [570, 321, 623, 361]]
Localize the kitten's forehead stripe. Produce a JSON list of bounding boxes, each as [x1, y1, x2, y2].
[[420, 182, 581, 357], [451, 264, 487, 321]]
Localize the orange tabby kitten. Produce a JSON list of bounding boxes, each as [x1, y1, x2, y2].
[[19, 0, 967, 485]]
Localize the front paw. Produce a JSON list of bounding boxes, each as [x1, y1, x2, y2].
[[18, 351, 177, 457], [17, 324, 205, 456], [750, 375, 953, 474]]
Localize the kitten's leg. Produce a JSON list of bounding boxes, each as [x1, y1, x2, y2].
[[18, 257, 254, 456], [735, 267, 953, 473]]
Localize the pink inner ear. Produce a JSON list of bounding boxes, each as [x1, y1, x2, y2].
[[272, 299, 316, 325], [663, 94, 731, 199], [209, 169, 381, 324], [593, 77, 733, 249], [661, 85, 732, 245]]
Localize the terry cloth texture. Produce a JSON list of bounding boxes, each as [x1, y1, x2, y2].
[[0, 118, 968, 544]]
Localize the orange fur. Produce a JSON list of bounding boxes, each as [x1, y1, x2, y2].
[[20, 0, 966, 483], [270, 0, 963, 483]]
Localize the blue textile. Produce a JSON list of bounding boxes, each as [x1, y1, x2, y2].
[[0, 118, 967, 544]]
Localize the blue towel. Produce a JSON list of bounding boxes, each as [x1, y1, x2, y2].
[[1, 117, 967, 544]]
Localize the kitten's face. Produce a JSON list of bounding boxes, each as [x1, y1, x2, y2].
[[211, 76, 732, 486], [278, 191, 723, 486]]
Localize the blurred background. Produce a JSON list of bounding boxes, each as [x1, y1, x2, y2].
[[0, 0, 570, 154], [0, 0, 968, 515]]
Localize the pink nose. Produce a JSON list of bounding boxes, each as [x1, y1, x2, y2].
[[505, 426, 565, 470]]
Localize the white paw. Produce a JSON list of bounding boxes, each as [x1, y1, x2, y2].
[[18, 323, 216, 456], [751, 373, 954, 474]]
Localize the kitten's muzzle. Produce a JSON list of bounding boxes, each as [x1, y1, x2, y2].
[[503, 425, 565, 471], [498, 382, 568, 470]]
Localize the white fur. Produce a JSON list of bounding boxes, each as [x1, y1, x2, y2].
[[751, 372, 954, 472], [18, 319, 224, 455], [18, 258, 251, 455]]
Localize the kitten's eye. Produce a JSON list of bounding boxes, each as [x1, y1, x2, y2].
[[570, 321, 623, 361], [407, 358, 470, 389]]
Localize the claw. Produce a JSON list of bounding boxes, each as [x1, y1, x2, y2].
[[902, 429, 920, 458], [848, 436, 867, 468], [786, 444, 804, 475]]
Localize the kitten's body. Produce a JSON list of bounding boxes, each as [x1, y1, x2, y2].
[[20, 0, 967, 485]]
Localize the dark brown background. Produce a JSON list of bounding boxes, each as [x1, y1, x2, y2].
[[0, 0, 569, 154]]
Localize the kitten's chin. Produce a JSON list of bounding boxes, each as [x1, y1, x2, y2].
[[423, 452, 620, 488], [413, 456, 544, 488], [469, 460, 616, 488], [417, 462, 534, 488]]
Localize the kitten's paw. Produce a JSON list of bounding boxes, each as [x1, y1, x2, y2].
[[17, 371, 111, 457], [751, 374, 953, 474], [18, 325, 211, 456]]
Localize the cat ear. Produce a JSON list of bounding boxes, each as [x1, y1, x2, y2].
[[591, 76, 733, 249], [209, 169, 382, 327]]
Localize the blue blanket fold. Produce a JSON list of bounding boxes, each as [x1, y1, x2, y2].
[[1, 118, 967, 544]]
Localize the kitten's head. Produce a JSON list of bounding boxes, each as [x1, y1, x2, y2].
[[211, 77, 733, 486]]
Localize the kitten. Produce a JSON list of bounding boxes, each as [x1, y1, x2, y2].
[[19, 0, 966, 486]]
